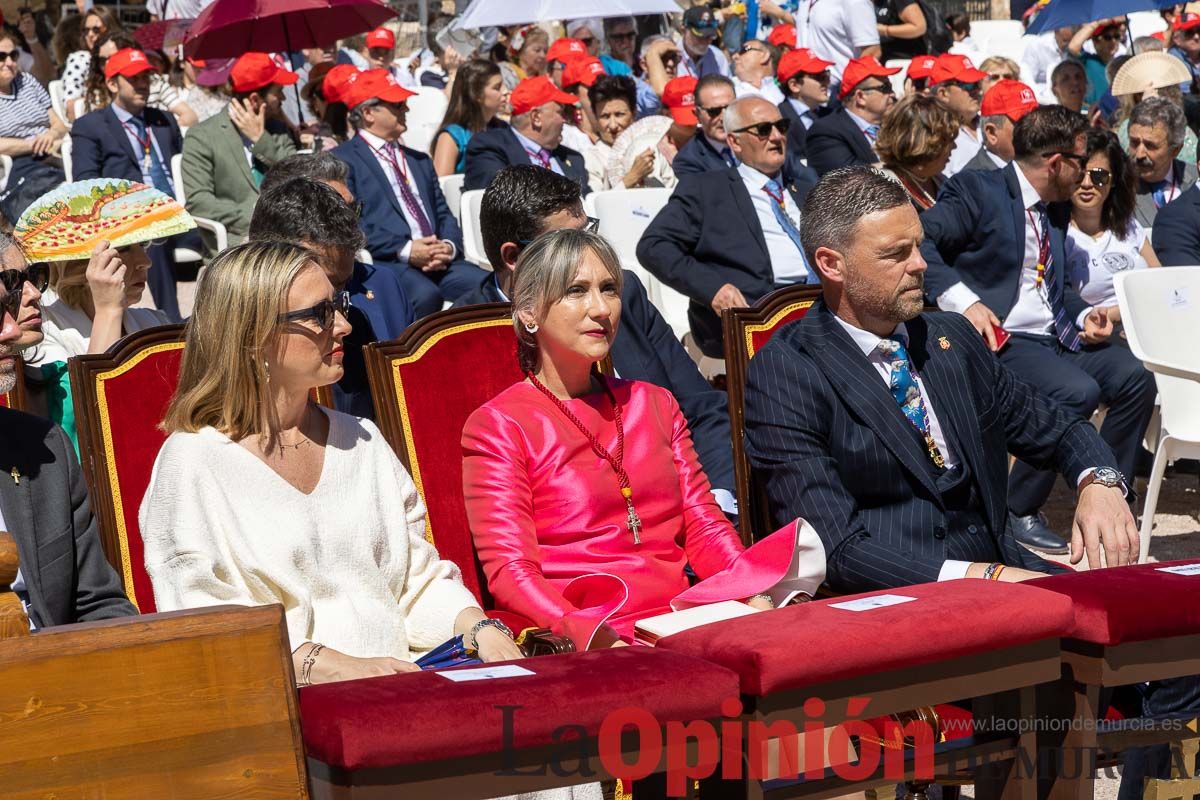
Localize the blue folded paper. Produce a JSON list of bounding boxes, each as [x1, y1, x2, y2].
[[416, 635, 484, 670]]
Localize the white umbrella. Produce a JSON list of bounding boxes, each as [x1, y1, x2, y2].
[[457, 0, 682, 29]]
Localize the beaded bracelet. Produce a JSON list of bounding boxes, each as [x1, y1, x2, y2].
[[468, 619, 514, 651], [749, 593, 776, 608], [299, 643, 325, 686]]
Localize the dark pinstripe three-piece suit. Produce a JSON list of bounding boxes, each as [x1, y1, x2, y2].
[[743, 300, 1118, 595]]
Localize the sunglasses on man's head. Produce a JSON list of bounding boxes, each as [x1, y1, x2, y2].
[[278, 291, 351, 331], [0, 262, 49, 320], [733, 118, 791, 138]]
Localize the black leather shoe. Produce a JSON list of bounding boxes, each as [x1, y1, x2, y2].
[[1007, 512, 1070, 555]]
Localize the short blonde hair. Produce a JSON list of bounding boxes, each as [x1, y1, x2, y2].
[[162, 240, 318, 447], [48, 258, 90, 311], [512, 228, 623, 373], [980, 56, 1020, 80], [874, 94, 961, 169]]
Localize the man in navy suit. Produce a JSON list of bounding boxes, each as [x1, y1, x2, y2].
[[71, 47, 192, 321], [672, 74, 738, 177], [775, 48, 834, 164], [1152, 182, 1200, 265], [463, 75, 590, 194], [454, 165, 739, 517], [805, 56, 898, 176], [637, 96, 820, 358], [332, 69, 486, 319], [744, 165, 1136, 594], [919, 105, 1156, 554], [251, 161, 413, 419]]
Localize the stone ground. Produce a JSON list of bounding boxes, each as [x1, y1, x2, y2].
[[149, 280, 1200, 800]]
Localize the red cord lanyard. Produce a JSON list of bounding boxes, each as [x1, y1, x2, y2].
[[363, 135, 410, 186], [1026, 209, 1050, 288], [120, 121, 154, 172], [523, 146, 551, 169], [762, 182, 786, 208]]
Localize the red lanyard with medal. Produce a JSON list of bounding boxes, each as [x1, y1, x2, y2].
[[1026, 209, 1050, 290], [121, 121, 155, 173]]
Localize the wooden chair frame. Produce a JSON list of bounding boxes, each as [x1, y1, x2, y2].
[[722, 285, 823, 545]]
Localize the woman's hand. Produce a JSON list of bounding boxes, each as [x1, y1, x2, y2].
[[87, 241, 132, 313], [746, 594, 775, 611], [474, 626, 525, 662], [300, 644, 419, 686], [623, 148, 656, 188], [30, 129, 59, 157]]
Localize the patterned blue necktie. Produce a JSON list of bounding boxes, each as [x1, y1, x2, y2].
[[864, 124, 880, 144], [1034, 203, 1082, 352], [763, 178, 817, 282], [1149, 178, 1171, 208], [877, 336, 945, 468], [129, 116, 174, 197]]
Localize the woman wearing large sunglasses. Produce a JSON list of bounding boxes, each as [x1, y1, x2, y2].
[[0, 238, 47, 357], [1066, 129, 1160, 330], [141, 241, 524, 688]]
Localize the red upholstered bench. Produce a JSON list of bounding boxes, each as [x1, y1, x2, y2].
[[301, 648, 740, 799]]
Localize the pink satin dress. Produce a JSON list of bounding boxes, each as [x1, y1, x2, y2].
[[462, 378, 766, 644]]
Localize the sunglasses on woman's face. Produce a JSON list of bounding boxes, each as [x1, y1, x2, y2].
[[0, 50, 20, 63], [0, 262, 49, 320], [85, 24, 106, 34], [278, 291, 351, 331], [1085, 167, 1111, 187]]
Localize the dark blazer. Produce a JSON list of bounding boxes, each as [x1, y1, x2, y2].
[[804, 108, 878, 176], [333, 136, 465, 267], [453, 270, 736, 497], [0, 409, 136, 628], [777, 98, 831, 164], [636, 165, 819, 358], [744, 303, 1114, 593], [462, 125, 590, 195], [71, 105, 182, 183], [920, 163, 1089, 325], [962, 146, 1002, 173], [335, 260, 414, 419], [672, 133, 734, 177], [1152, 183, 1200, 266]]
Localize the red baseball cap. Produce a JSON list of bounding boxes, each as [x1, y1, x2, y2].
[[906, 55, 938, 81], [980, 79, 1039, 122], [767, 24, 796, 49], [230, 52, 299, 93], [562, 57, 605, 88], [777, 48, 833, 83], [340, 68, 415, 109], [839, 56, 901, 98], [547, 37, 590, 65], [928, 53, 988, 86], [104, 48, 155, 81], [662, 76, 698, 125], [321, 64, 360, 104], [1093, 19, 1125, 37], [365, 26, 395, 50], [1174, 12, 1200, 32], [510, 75, 579, 116]]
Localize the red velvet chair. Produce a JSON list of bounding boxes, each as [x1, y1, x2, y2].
[[722, 285, 823, 544], [0, 355, 26, 411]]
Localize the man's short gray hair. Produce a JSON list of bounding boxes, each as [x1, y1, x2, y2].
[[1129, 96, 1187, 151], [639, 34, 673, 59], [980, 114, 1011, 131], [1132, 35, 1164, 54], [799, 167, 911, 266]]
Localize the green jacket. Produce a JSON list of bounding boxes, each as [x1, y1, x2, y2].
[[180, 108, 296, 257]]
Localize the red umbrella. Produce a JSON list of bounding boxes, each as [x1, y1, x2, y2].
[[182, 0, 396, 59], [134, 18, 194, 53]]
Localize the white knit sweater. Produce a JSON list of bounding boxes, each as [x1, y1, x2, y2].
[[139, 409, 481, 660]]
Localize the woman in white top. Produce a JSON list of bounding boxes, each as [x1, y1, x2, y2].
[[1067, 129, 1160, 317], [139, 241, 525, 686], [25, 240, 171, 452], [60, 7, 121, 109]]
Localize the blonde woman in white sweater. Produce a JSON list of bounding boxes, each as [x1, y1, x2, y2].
[[139, 240, 523, 685]]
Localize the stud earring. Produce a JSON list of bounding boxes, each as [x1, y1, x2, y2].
[[524, 322, 539, 333]]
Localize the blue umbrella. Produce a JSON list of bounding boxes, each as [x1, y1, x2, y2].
[[1026, 0, 1176, 34]]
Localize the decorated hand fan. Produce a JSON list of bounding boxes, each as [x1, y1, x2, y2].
[[15, 179, 196, 262], [606, 116, 674, 189]]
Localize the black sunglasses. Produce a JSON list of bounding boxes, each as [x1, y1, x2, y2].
[[278, 291, 351, 330], [1097, 33, 1122, 41], [0, 263, 49, 320], [738, 44, 767, 55], [0, 50, 19, 63], [609, 31, 637, 41], [857, 82, 896, 96], [1085, 167, 1111, 187], [733, 118, 791, 138], [1044, 150, 1088, 168], [948, 80, 981, 95], [699, 103, 728, 117]]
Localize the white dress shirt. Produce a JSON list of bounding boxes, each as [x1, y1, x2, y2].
[[984, 148, 1008, 169], [943, 125, 983, 179], [358, 129, 455, 265], [512, 127, 565, 176], [795, 0, 879, 82], [787, 98, 820, 130], [737, 162, 811, 282], [733, 76, 786, 105]]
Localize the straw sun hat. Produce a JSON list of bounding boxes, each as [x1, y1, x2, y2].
[[1110, 52, 1193, 96]]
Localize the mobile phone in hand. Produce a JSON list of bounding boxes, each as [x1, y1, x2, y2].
[[991, 324, 1011, 352]]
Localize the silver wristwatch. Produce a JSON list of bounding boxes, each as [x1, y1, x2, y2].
[[1077, 466, 1125, 495]]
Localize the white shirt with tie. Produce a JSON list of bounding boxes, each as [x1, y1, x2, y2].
[[112, 103, 174, 194], [512, 127, 565, 176], [358, 129, 456, 265], [733, 76, 786, 105], [787, 98, 820, 130], [737, 162, 811, 283]]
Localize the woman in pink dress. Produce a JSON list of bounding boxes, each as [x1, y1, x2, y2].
[[461, 229, 823, 648]]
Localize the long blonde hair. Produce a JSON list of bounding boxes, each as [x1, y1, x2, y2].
[[162, 241, 317, 446]]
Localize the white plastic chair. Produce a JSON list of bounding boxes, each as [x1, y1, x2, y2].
[[1113, 267, 1200, 563], [171, 153, 229, 256], [591, 188, 690, 339], [0, 154, 11, 193], [439, 173, 466, 225], [885, 59, 910, 97], [459, 188, 490, 269], [60, 135, 73, 182], [403, 87, 449, 157], [48, 79, 67, 125]]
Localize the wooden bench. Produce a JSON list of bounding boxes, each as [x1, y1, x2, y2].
[[0, 604, 308, 798]]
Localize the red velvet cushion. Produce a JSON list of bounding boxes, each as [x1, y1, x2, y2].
[[746, 301, 816, 359], [90, 344, 184, 613], [389, 320, 523, 604], [299, 649, 740, 770], [656, 581, 1075, 696], [1028, 560, 1200, 645]]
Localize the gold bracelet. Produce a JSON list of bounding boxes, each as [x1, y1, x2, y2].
[[299, 642, 325, 686]]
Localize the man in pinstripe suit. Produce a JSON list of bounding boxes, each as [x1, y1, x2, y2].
[[743, 166, 1139, 596]]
